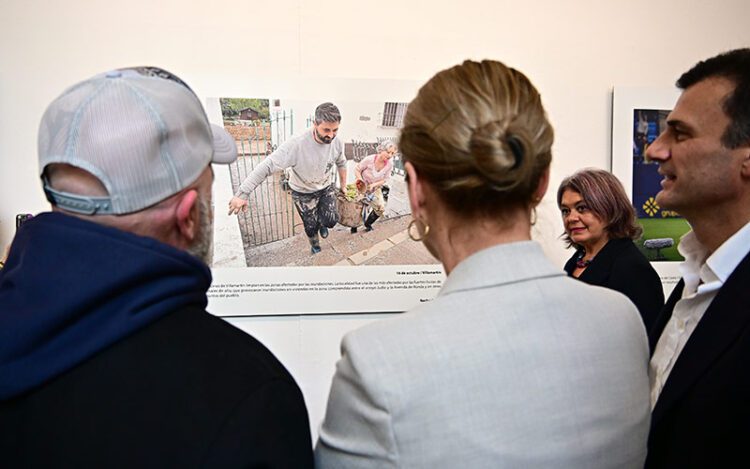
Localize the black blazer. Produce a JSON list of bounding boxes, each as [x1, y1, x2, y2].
[[564, 238, 665, 330], [646, 251, 750, 468], [0, 306, 314, 469]]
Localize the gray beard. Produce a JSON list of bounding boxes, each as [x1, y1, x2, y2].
[[187, 196, 214, 265]]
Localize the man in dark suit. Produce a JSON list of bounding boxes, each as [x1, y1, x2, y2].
[[645, 49, 750, 467], [0, 67, 313, 467]]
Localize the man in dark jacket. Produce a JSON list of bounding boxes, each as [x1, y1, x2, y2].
[[0, 66, 313, 468], [645, 49, 750, 468]]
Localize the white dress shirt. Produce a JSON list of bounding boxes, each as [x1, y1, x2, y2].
[[650, 221, 750, 408]]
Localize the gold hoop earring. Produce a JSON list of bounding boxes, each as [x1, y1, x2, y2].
[[530, 207, 537, 226], [408, 219, 430, 242]]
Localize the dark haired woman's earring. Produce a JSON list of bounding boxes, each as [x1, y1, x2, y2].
[[408, 219, 430, 242]]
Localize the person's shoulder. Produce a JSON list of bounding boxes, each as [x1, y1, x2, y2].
[[611, 239, 659, 273], [561, 274, 641, 320], [573, 277, 631, 303], [155, 309, 312, 467], [341, 298, 456, 360], [332, 135, 344, 152], [560, 279, 649, 353], [151, 306, 297, 383], [336, 304, 453, 393], [281, 131, 309, 148], [272, 130, 311, 155], [360, 153, 375, 163], [617, 238, 647, 257]]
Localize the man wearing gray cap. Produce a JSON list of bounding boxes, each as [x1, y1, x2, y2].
[[0, 67, 313, 468]]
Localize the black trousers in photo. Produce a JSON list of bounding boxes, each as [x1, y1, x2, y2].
[[291, 184, 339, 238]]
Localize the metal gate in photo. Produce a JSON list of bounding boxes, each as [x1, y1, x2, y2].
[[229, 110, 300, 247]]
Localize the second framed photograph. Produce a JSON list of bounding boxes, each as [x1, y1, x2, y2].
[[612, 87, 686, 294]]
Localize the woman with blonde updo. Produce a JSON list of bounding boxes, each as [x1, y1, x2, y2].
[[316, 60, 650, 468]]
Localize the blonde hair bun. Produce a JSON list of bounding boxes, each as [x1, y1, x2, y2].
[[399, 59, 553, 216]]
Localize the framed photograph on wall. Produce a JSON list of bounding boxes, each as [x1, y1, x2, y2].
[[199, 77, 446, 317], [611, 87, 687, 294]]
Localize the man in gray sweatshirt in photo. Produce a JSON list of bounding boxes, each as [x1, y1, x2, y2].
[[228, 102, 347, 254]]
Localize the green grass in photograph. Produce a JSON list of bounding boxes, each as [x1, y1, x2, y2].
[[636, 217, 691, 262]]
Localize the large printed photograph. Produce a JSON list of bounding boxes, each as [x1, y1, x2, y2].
[[219, 97, 438, 268], [202, 79, 444, 317]]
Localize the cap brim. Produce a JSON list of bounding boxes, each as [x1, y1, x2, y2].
[[210, 123, 238, 164]]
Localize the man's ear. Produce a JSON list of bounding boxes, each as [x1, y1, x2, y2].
[[741, 147, 750, 179], [404, 162, 426, 218], [175, 189, 199, 242]]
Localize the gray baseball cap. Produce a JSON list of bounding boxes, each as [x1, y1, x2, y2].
[[38, 66, 237, 215]]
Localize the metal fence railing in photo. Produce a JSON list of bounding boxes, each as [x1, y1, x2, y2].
[[229, 112, 300, 247], [350, 140, 379, 162]]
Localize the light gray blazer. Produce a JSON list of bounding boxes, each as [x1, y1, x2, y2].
[[315, 241, 650, 469]]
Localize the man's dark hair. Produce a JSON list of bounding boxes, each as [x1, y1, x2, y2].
[[314, 102, 341, 124], [677, 48, 750, 149]]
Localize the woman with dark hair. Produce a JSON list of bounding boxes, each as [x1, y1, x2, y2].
[[558, 168, 664, 329], [316, 60, 650, 468]]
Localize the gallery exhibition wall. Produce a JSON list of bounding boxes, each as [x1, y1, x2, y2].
[[2, 0, 749, 439]]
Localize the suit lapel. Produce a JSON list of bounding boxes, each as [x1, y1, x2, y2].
[[651, 253, 750, 425]]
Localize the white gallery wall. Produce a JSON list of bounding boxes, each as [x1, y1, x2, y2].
[[2, 0, 749, 439]]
